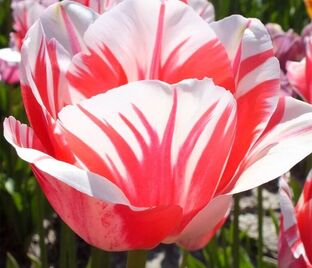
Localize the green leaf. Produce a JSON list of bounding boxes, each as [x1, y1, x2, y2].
[[185, 254, 206, 268], [5, 253, 20, 268]]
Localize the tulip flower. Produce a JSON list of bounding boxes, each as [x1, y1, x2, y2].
[[4, 0, 312, 251], [287, 36, 312, 104], [279, 171, 312, 268]]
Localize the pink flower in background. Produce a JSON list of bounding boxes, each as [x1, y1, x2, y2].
[[4, 0, 312, 251], [287, 36, 312, 104], [266, 23, 304, 72], [10, 0, 57, 51], [0, 0, 57, 84], [279, 171, 312, 268], [0, 48, 20, 84], [266, 23, 305, 97]]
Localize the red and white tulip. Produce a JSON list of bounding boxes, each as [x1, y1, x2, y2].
[[4, 0, 312, 251], [279, 171, 312, 268]]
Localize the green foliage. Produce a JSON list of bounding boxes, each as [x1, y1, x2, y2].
[[212, 0, 309, 33]]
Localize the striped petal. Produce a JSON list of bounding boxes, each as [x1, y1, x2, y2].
[[3, 116, 183, 250], [229, 97, 312, 194], [58, 79, 236, 215], [278, 175, 312, 267], [20, 2, 98, 156], [67, 0, 234, 98], [296, 170, 312, 264], [212, 15, 280, 193]]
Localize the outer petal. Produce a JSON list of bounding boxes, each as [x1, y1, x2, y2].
[[36, 1, 99, 56], [296, 170, 312, 263], [0, 48, 20, 84], [173, 195, 232, 250], [229, 97, 312, 194], [67, 0, 234, 98], [20, 2, 98, 157], [213, 15, 280, 192], [3, 116, 183, 250], [58, 79, 237, 211], [278, 176, 312, 268]]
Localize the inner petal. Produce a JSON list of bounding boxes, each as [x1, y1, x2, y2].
[[67, 0, 234, 100]]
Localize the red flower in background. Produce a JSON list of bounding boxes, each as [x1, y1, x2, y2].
[[279, 171, 312, 268], [4, 0, 312, 251]]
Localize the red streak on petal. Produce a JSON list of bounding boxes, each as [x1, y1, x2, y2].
[[237, 49, 274, 82], [149, 2, 165, 79], [60, 5, 81, 55]]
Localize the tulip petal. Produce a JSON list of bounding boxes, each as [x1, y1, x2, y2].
[[278, 176, 311, 267], [21, 1, 99, 112], [213, 16, 280, 193], [183, 0, 214, 22], [4, 116, 130, 205], [36, 1, 98, 56], [3, 116, 183, 250], [58, 79, 236, 211], [296, 170, 312, 264], [67, 0, 234, 97], [74, 0, 123, 13], [229, 97, 312, 194], [174, 195, 232, 250], [20, 2, 99, 155]]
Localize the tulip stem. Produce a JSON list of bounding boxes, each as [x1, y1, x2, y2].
[[232, 194, 240, 268], [59, 221, 77, 268], [36, 186, 48, 268], [257, 186, 263, 268], [180, 249, 188, 268], [88, 247, 109, 268], [126, 250, 148, 268]]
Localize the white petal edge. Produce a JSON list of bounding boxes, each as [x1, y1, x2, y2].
[[3, 116, 131, 206]]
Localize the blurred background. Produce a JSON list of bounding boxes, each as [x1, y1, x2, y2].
[[0, 0, 311, 267]]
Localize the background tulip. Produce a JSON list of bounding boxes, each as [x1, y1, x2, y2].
[[266, 23, 304, 72], [279, 171, 312, 268], [4, 0, 312, 253], [287, 36, 312, 104]]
